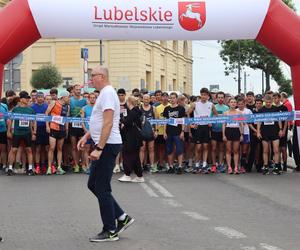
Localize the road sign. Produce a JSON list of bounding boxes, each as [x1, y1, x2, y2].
[[81, 48, 89, 59]]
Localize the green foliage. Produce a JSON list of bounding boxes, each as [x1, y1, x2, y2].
[[219, 0, 296, 93], [31, 64, 63, 90]]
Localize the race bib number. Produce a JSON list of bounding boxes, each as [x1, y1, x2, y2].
[[52, 116, 64, 125], [264, 121, 274, 125], [122, 109, 127, 117], [72, 122, 82, 128], [19, 120, 29, 128]]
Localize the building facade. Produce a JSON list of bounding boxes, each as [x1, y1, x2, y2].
[[1, 1, 193, 94]]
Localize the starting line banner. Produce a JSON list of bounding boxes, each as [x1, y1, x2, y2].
[[0, 111, 300, 125]]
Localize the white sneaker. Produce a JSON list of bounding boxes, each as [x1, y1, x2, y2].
[[113, 165, 121, 174], [118, 175, 132, 182], [131, 177, 145, 183]]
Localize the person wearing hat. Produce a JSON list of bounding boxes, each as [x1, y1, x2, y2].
[[45, 90, 70, 175], [7, 91, 36, 176], [31, 92, 49, 174]]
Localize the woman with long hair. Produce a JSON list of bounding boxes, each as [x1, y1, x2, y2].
[[222, 98, 243, 174]]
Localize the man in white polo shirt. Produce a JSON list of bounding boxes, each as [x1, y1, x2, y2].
[[78, 66, 134, 242]]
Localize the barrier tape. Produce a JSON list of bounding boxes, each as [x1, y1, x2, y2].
[[0, 111, 299, 125]]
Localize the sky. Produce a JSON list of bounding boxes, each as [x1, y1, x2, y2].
[[192, 0, 300, 95]]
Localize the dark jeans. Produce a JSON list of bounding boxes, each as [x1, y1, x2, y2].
[[122, 149, 143, 177], [87, 144, 124, 231]]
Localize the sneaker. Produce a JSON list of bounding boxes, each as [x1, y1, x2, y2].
[[56, 167, 66, 175], [113, 165, 121, 174], [7, 169, 13, 176], [116, 215, 135, 234], [282, 164, 287, 172], [89, 230, 119, 242], [27, 169, 34, 176], [0, 236, 3, 242], [192, 167, 201, 174], [73, 165, 80, 173], [262, 166, 270, 175], [201, 165, 210, 174], [227, 167, 233, 175], [46, 167, 52, 175], [240, 166, 246, 174], [51, 165, 57, 174], [150, 164, 158, 174], [118, 175, 132, 182], [211, 165, 217, 174], [272, 166, 281, 175], [184, 166, 193, 173], [35, 166, 41, 175], [157, 165, 164, 172], [167, 167, 175, 174], [176, 167, 183, 175], [131, 177, 145, 183], [218, 164, 226, 173]]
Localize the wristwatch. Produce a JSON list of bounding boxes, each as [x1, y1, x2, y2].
[[95, 146, 103, 152]]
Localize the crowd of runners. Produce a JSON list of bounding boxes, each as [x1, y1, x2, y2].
[[0, 86, 299, 181]]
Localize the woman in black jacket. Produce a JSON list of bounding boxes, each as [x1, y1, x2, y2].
[[119, 96, 145, 183]]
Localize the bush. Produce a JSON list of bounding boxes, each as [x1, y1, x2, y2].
[[31, 64, 63, 90]]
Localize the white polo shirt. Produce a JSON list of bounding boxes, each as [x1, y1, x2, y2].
[[89, 85, 122, 144]]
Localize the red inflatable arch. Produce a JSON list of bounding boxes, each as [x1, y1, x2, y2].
[[0, 0, 300, 141]]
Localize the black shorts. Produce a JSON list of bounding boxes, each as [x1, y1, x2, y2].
[[0, 131, 7, 145], [69, 126, 84, 138], [12, 134, 32, 148], [192, 125, 210, 144], [155, 135, 166, 145], [35, 127, 49, 145], [211, 131, 223, 142], [49, 129, 66, 140], [261, 129, 279, 142], [225, 128, 241, 142]]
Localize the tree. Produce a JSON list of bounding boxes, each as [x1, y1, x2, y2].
[[219, 0, 296, 93], [31, 64, 63, 90]]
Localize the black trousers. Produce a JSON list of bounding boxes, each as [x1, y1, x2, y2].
[[122, 149, 143, 177], [247, 133, 263, 172], [88, 144, 124, 231], [293, 127, 300, 167]]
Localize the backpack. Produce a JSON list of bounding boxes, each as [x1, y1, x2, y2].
[[139, 115, 154, 140]]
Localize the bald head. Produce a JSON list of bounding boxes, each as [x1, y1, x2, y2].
[[91, 65, 110, 90]]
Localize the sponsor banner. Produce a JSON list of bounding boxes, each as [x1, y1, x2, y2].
[[0, 111, 298, 125], [28, 0, 270, 40]]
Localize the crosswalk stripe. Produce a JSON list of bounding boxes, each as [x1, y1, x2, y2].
[[139, 183, 159, 198], [149, 179, 174, 198]]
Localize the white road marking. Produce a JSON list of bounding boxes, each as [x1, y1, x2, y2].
[[139, 183, 159, 198], [241, 246, 256, 250], [214, 227, 247, 239], [259, 243, 283, 250], [163, 199, 183, 208], [182, 211, 210, 221], [149, 179, 174, 198]]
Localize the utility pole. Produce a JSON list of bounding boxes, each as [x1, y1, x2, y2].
[[244, 71, 247, 94], [100, 40, 103, 65], [262, 70, 265, 94], [237, 41, 241, 94]]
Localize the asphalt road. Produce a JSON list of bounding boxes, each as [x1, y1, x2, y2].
[[0, 170, 300, 250]]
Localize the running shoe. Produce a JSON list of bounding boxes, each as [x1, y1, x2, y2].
[[157, 165, 164, 172], [240, 166, 246, 174], [234, 168, 240, 175], [184, 166, 193, 173], [56, 167, 66, 175], [192, 167, 201, 174], [46, 167, 52, 175], [27, 169, 34, 176], [7, 169, 13, 176], [131, 177, 145, 183], [73, 165, 80, 173], [116, 215, 135, 234], [176, 167, 183, 175], [118, 175, 132, 182], [211, 165, 217, 174], [35, 166, 41, 175], [113, 164, 121, 174], [217, 164, 226, 173], [262, 166, 270, 175], [227, 167, 233, 175], [51, 165, 57, 174], [150, 164, 159, 174], [201, 165, 210, 174], [167, 167, 175, 174], [89, 231, 119, 242], [272, 165, 281, 175]]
